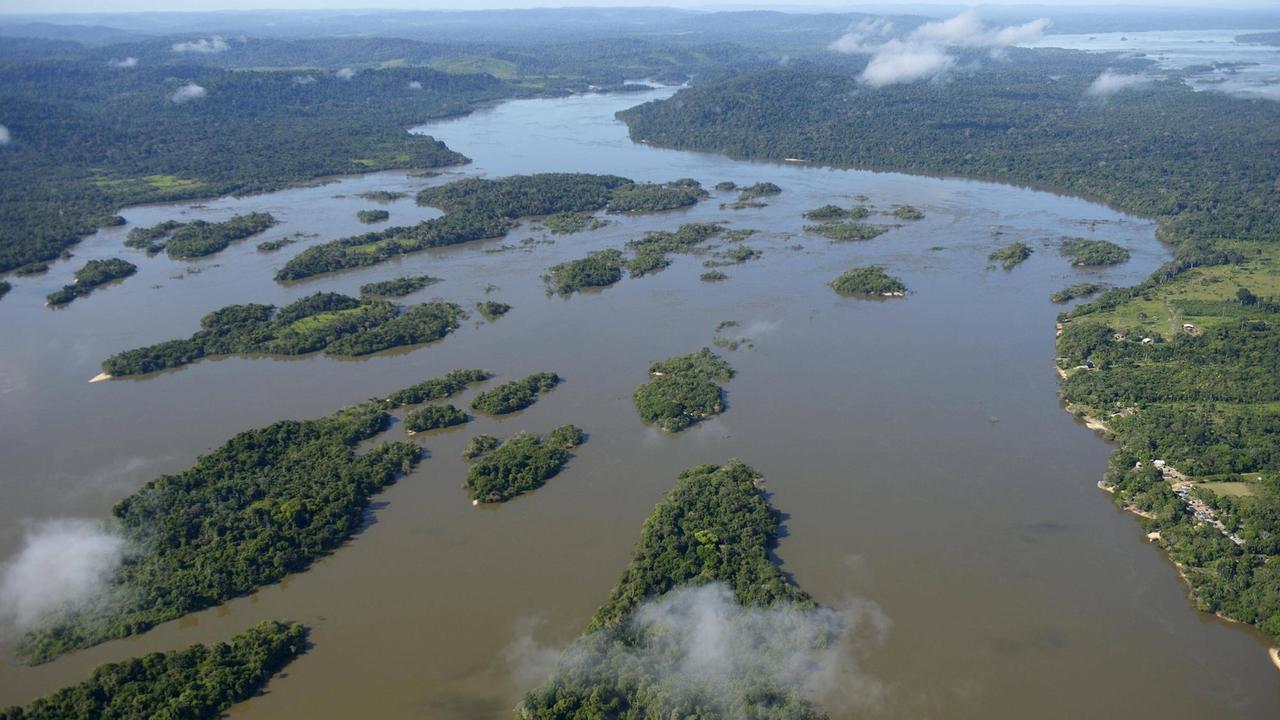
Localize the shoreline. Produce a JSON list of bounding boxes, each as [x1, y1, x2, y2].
[[89, 372, 111, 383]]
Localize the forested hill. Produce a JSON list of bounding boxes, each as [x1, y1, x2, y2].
[[618, 50, 1280, 253]]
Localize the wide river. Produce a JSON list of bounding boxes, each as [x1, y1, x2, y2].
[[1, 86, 1277, 718]]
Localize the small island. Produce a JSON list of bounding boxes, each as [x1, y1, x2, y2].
[[99, 293, 464, 377], [359, 274, 441, 298], [126, 212, 277, 258], [46, 258, 137, 307], [700, 269, 728, 282], [633, 348, 734, 432], [803, 204, 869, 221], [475, 300, 510, 320], [471, 372, 561, 415], [461, 433, 502, 460], [606, 178, 707, 213], [385, 368, 490, 407], [404, 404, 469, 433], [1060, 237, 1130, 266], [989, 242, 1033, 270], [545, 249, 624, 295], [893, 204, 925, 220], [805, 221, 888, 242], [736, 181, 782, 201], [830, 266, 907, 297], [624, 223, 722, 278], [1050, 282, 1108, 304], [357, 209, 391, 224], [465, 424, 585, 503], [357, 190, 406, 203], [542, 212, 608, 234]]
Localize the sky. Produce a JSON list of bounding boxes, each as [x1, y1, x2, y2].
[[1, 1, 1275, 15]]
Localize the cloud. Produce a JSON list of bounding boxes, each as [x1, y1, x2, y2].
[[170, 83, 207, 104], [108, 56, 137, 68], [831, 11, 1049, 87], [509, 583, 889, 714], [171, 36, 229, 54], [0, 125, 10, 145], [1086, 71, 1152, 97], [0, 519, 127, 632], [292, 75, 316, 86], [336, 67, 356, 80], [408, 80, 423, 90]]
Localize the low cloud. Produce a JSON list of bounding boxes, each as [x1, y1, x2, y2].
[[1086, 70, 1152, 97], [292, 75, 316, 86], [831, 11, 1049, 87], [336, 67, 356, 80], [408, 80, 423, 90], [509, 583, 889, 714], [0, 519, 127, 632], [0, 125, 10, 145], [171, 36, 229, 54], [108, 57, 137, 68], [170, 83, 207, 104]]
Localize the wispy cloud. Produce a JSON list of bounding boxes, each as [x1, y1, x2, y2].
[[0, 519, 127, 632], [171, 36, 229, 54], [831, 11, 1050, 87], [108, 56, 137, 68], [170, 83, 207, 104], [1086, 70, 1152, 97], [0, 125, 10, 145], [336, 67, 356, 80]]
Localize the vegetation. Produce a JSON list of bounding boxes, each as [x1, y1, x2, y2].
[[357, 209, 390, 224], [700, 270, 728, 282], [831, 266, 907, 297], [0, 281, 9, 301], [714, 181, 737, 191], [476, 300, 511, 320], [256, 236, 299, 252], [385, 368, 490, 407], [624, 222, 722, 278], [404, 404, 469, 433], [633, 348, 733, 432], [735, 181, 782, 201], [1060, 237, 1130, 267], [1, 621, 307, 720], [546, 249, 624, 295], [893, 205, 924, 220], [605, 179, 707, 213], [805, 222, 888, 242], [542, 212, 608, 234], [462, 434, 502, 460], [359, 274, 441, 298], [465, 424, 584, 503], [704, 245, 761, 267], [358, 190, 406, 204], [100, 293, 463, 376], [803, 204, 868, 221], [15, 371, 469, 662], [471, 372, 561, 415], [1051, 282, 1108, 304], [45, 258, 136, 306], [518, 460, 825, 719], [990, 242, 1033, 270]]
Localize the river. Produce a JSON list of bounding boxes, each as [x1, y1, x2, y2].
[[0, 86, 1276, 718]]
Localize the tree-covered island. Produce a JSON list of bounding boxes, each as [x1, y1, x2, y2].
[[633, 348, 734, 432]]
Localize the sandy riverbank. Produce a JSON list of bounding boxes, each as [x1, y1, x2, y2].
[[1271, 647, 1280, 673], [89, 372, 111, 383]]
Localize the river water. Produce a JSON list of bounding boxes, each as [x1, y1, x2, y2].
[[0, 86, 1276, 718]]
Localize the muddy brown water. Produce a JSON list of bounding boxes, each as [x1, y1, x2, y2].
[[1, 87, 1277, 718]]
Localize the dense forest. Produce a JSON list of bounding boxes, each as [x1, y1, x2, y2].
[[45, 258, 136, 306], [830, 266, 907, 297], [2, 621, 307, 720], [18, 370, 488, 663], [633, 348, 733, 432], [359, 274, 441, 298], [465, 424, 584, 503], [989, 242, 1033, 270], [518, 460, 828, 719], [1059, 237, 1130, 267], [618, 48, 1280, 643], [126, 212, 276, 258], [100, 292, 464, 376], [471, 372, 561, 415]]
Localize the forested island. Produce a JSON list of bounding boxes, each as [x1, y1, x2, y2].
[[541, 212, 608, 234], [805, 221, 888, 243], [18, 370, 489, 663], [617, 52, 1280, 644], [990, 242, 1033, 270], [546, 249, 624, 295], [404, 404, 469, 433], [465, 424, 584, 503], [1051, 282, 1107, 304], [517, 460, 828, 718], [45, 258, 137, 307], [471, 372, 561, 415], [1060, 237, 1130, 267], [804, 204, 869, 221], [359, 274, 441, 298], [276, 174, 709, 281], [633, 348, 733, 432], [357, 209, 390, 224], [99, 292, 463, 377], [624, 223, 722, 277], [1, 621, 307, 720], [830, 266, 907, 298], [125, 212, 276, 258], [476, 300, 510, 320]]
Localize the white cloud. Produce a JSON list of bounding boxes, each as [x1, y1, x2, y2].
[[0, 519, 127, 632], [108, 56, 138, 68], [336, 67, 356, 80], [831, 11, 1050, 87], [292, 74, 316, 85], [1086, 70, 1152, 97], [170, 83, 207, 104], [0, 125, 10, 145], [171, 36, 229, 54], [408, 80, 423, 90]]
